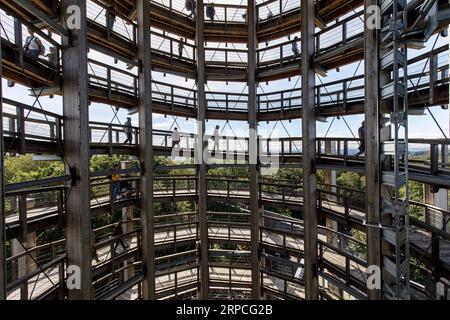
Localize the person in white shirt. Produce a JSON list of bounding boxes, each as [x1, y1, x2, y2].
[[212, 125, 220, 152], [23, 28, 43, 59], [172, 128, 181, 148]]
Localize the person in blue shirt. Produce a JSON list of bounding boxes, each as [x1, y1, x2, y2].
[[206, 3, 215, 21]]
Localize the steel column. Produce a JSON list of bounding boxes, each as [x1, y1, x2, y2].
[[248, 0, 261, 300], [364, 0, 382, 300], [196, 0, 209, 300], [137, 0, 155, 300], [378, 0, 410, 299], [301, 0, 318, 300], [61, 0, 92, 300], [424, 184, 447, 298]]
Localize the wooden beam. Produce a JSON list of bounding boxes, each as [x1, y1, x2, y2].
[[248, 0, 261, 300], [0, 25, 6, 300], [301, 0, 319, 300], [61, 0, 92, 300], [18, 195, 28, 299], [15, 0, 69, 37], [364, 0, 382, 300], [137, 0, 155, 300], [196, 0, 209, 300]]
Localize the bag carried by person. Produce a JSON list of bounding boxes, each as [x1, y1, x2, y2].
[[37, 38, 46, 56]]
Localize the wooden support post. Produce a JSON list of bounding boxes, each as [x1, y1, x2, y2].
[[61, 0, 92, 300], [108, 125, 113, 156], [431, 232, 440, 282], [301, 0, 318, 300], [364, 0, 382, 300], [26, 232, 36, 274], [429, 53, 438, 105], [11, 238, 26, 298], [324, 142, 338, 249], [14, 18, 23, 66], [196, 0, 209, 300], [17, 107, 25, 154], [430, 144, 439, 175], [121, 161, 134, 281], [422, 184, 442, 298], [18, 195, 28, 299], [248, 0, 261, 300], [0, 28, 6, 300], [424, 184, 447, 230], [137, 0, 155, 300]]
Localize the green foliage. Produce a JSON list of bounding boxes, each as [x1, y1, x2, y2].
[[4, 155, 64, 183], [207, 201, 243, 213], [208, 166, 249, 178], [401, 181, 424, 221], [273, 167, 302, 181], [154, 201, 194, 215], [90, 155, 130, 172], [349, 229, 367, 260], [36, 227, 65, 246], [336, 172, 365, 190], [410, 257, 427, 284], [265, 206, 293, 218]]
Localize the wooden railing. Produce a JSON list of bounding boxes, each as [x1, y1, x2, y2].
[[257, 37, 300, 68], [0, 10, 61, 72], [256, 0, 299, 22], [316, 10, 364, 55], [87, 0, 137, 43], [201, 3, 248, 24], [4, 172, 449, 300], [151, 30, 196, 63], [3, 97, 449, 178]]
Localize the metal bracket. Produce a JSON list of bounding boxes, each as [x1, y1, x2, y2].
[[311, 159, 317, 174], [140, 161, 145, 176], [69, 166, 77, 187]]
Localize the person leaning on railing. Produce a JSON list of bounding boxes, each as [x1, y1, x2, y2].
[[23, 28, 45, 59]]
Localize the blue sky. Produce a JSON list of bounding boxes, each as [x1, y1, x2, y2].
[[2, 1, 449, 142]]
